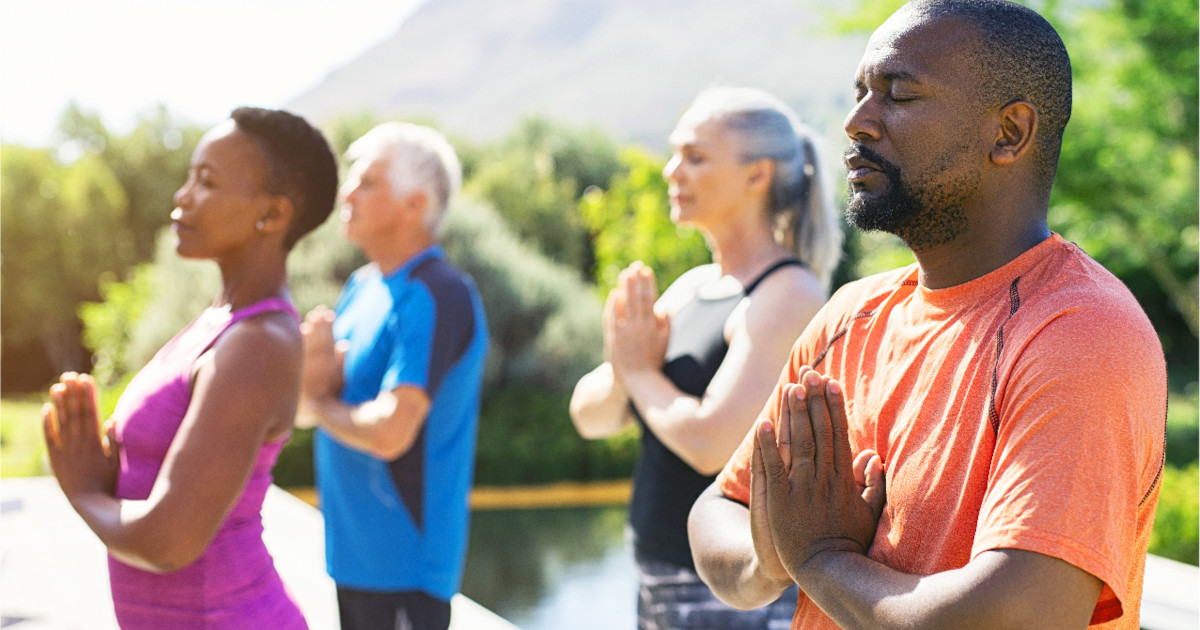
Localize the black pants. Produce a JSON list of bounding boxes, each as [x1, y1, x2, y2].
[[336, 587, 451, 630]]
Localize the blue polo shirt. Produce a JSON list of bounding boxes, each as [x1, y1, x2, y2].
[[315, 245, 488, 601]]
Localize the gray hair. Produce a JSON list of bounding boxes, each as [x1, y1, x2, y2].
[[345, 121, 462, 236], [681, 87, 843, 288]]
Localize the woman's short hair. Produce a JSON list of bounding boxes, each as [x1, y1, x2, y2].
[[230, 107, 338, 250]]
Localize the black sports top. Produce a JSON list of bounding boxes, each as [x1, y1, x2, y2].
[[628, 258, 806, 569]]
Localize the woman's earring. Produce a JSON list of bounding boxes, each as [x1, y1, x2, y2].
[[255, 220, 266, 232]]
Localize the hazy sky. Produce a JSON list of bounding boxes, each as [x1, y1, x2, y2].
[[0, 0, 424, 147]]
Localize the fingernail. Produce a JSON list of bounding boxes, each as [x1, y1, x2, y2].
[[828, 380, 842, 395], [760, 420, 774, 435], [804, 371, 821, 386]]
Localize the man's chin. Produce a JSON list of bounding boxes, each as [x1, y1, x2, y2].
[[846, 196, 892, 233]]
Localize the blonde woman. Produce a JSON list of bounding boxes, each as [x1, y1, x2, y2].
[[570, 86, 841, 629]]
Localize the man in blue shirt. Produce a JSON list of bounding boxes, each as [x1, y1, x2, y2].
[[298, 121, 488, 630]]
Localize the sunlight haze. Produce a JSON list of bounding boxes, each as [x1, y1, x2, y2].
[[0, 0, 423, 146]]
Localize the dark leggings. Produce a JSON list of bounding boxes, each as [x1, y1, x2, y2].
[[336, 587, 451, 630], [636, 555, 798, 630]]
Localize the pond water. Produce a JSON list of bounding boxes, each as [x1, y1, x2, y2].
[[461, 505, 638, 630]]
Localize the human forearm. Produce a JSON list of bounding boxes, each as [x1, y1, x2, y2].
[[306, 389, 426, 460], [569, 363, 633, 439], [790, 548, 1100, 630], [67, 492, 207, 573], [306, 396, 393, 457], [688, 484, 793, 609], [622, 369, 734, 474]]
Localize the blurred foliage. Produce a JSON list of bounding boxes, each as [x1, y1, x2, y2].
[[78, 266, 155, 387], [465, 116, 622, 278], [817, 0, 1063, 38], [1157, 390, 1198, 566], [2, 144, 128, 374], [1, 104, 203, 387], [0, 397, 48, 478], [1050, 0, 1198, 389], [579, 147, 710, 296], [1166, 391, 1200, 469], [474, 386, 638, 486], [1149, 463, 1199, 565], [441, 197, 604, 391]]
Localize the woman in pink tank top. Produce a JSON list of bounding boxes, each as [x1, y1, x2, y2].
[[41, 107, 339, 629]]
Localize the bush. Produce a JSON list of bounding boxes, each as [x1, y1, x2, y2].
[[272, 428, 316, 488], [1166, 390, 1199, 468], [465, 116, 622, 278], [474, 386, 637, 486], [0, 397, 50, 478], [442, 197, 604, 393], [79, 265, 155, 387], [579, 147, 709, 296], [1149, 463, 1199, 565]]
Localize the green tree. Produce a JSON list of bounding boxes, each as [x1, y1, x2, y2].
[[57, 103, 205, 265], [1050, 0, 1198, 387], [466, 116, 622, 277], [1, 143, 133, 376], [1, 105, 204, 391], [579, 147, 710, 296], [79, 265, 155, 387]]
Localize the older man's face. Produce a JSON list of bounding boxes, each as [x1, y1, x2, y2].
[[338, 155, 399, 247], [842, 12, 993, 250]]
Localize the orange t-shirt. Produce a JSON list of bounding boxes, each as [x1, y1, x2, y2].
[[717, 234, 1166, 629]]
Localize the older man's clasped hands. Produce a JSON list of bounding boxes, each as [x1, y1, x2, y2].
[[749, 367, 887, 587]]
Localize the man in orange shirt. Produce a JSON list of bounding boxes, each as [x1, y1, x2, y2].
[[687, 1, 1168, 629]]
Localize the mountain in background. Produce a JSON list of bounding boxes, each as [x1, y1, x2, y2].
[[287, 0, 869, 152]]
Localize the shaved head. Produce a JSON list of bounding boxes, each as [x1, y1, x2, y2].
[[893, 0, 1072, 185]]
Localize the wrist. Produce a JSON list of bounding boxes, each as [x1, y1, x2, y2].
[[301, 394, 339, 423], [64, 485, 114, 514], [617, 366, 663, 387], [792, 543, 863, 588], [755, 560, 796, 590]]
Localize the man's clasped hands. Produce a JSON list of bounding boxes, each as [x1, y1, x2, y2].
[[750, 367, 888, 588]]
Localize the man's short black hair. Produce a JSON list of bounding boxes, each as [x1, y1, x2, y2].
[[230, 107, 338, 250], [911, 0, 1072, 184]]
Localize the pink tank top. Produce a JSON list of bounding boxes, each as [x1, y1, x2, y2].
[[107, 297, 307, 629]]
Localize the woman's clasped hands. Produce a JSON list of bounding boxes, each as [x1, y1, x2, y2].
[[42, 372, 119, 502], [603, 261, 670, 384]]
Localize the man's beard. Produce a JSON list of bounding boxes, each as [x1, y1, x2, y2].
[[844, 144, 974, 251]]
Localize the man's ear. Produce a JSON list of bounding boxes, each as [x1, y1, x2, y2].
[[991, 100, 1038, 166], [400, 189, 430, 223], [258, 196, 295, 236]]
